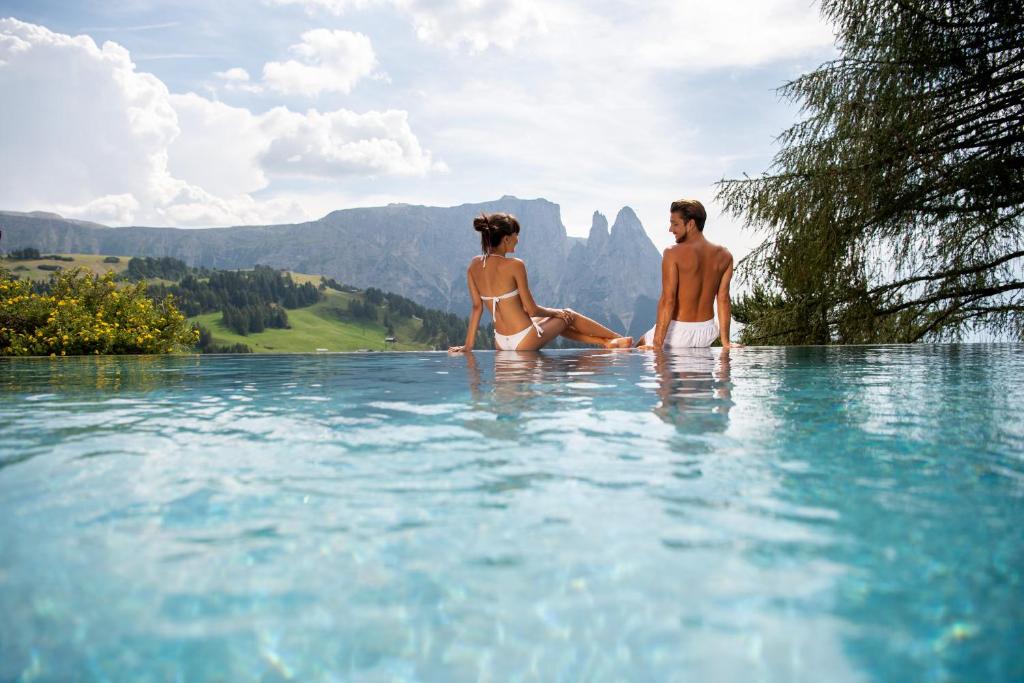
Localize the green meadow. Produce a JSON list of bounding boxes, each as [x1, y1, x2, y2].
[[189, 289, 431, 353]]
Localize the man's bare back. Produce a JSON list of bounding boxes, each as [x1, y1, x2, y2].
[[665, 238, 732, 322], [641, 199, 736, 349]]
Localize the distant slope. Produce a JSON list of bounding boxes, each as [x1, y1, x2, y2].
[[0, 196, 661, 334], [0, 253, 131, 281], [1, 254, 443, 352], [189, 290, 428, 352]]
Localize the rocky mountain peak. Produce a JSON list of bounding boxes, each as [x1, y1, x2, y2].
[[610, 206, 645, 239], [588, 211, 609, 251]]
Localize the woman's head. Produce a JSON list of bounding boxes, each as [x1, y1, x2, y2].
[[473, 212, 520, 254]]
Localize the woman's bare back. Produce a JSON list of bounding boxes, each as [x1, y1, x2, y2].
[[468, 255, 535, 335]]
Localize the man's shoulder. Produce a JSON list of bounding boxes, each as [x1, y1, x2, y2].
[[662, 243, 690, 259], [702, 240, 732, 262]]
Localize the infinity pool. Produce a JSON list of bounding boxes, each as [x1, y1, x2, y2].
[[1, 346, 1022, 682]]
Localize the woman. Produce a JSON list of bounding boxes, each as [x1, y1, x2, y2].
[[448, 213, 633, 352]]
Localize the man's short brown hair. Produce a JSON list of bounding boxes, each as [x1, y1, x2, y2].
[[670, 199, 707, 232]]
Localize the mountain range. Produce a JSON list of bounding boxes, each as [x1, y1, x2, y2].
[[0, 197, 662, 337]]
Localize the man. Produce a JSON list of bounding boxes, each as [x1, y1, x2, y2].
[[639, 199, 736, 350]]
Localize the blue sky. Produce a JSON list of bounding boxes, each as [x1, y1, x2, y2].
[[0, 1, 836, 257]]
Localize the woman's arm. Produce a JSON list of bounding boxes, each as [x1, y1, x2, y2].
[[450, 266, 482, 352], [511, 260, 566, 319]]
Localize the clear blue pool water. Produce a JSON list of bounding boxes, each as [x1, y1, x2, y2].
[[1, 345, 1022, 682]]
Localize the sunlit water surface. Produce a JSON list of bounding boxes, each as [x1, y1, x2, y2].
[[1, 346, 1022, 682]]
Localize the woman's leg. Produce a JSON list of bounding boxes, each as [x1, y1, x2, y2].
[[563, 310, 633, 348], [515, 317, 568, 351], [560, 329, 617, 346]]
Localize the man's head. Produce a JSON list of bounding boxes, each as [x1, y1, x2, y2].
[[669, 199, 707, 243]]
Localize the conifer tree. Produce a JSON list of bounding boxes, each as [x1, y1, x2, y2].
[[718, 0, 1023, 343]]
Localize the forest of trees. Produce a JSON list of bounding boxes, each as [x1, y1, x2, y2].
[[221, 303, 289, 335], [194, 324, 252, 354], [126, 256, 192, 281], [6, 247, 40, 260], [146, 263, 321, 335], [3, 248, 73, 262]]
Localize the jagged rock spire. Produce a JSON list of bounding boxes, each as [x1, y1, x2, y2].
[[588, 211, 609, 253], [610, 206, 644, 238]]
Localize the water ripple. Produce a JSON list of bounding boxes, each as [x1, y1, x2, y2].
[[0, 346, 1022, 681]]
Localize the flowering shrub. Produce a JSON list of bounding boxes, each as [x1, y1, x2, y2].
[[0, 267, 199, 356]]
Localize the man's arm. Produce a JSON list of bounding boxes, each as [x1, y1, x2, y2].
[[652, 249, 678, 348], [717, 254, 734, 349]]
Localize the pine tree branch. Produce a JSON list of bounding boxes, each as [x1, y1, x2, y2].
[[876, 281, 1024, 317], [865, 250, 1024, 297]]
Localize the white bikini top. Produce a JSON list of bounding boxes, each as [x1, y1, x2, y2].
[[477, 253, 520, 320]]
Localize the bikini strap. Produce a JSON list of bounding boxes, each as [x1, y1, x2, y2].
[[480, 288, 519, 320]]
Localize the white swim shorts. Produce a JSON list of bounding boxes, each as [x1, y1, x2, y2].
[[641, 318, 719, 348]]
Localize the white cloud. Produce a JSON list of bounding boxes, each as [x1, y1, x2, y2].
[[0, 19, 441, 227], [399, 0, 548, 52], [214, 66, 251, 82], [213, 66, 263, 94], [601, 0, 836, 71], [263, 0, 831, 61], [172, 93, 444, 181], [54, 194, 140, 225], [262, 29, 377, 96], [260, 107, 445, 177], [265, 0, 549, 52], [266, 0, 370, 14], [168, 93, 269, 196]]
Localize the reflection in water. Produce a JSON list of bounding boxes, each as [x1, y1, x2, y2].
[[461, 349, 624, 443], [0, 354, 201, 394], [459, 348, 735, 446], [649, 348, 733, 432]]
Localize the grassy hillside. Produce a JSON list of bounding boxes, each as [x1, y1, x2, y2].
[[189, 289, 429, 352], [2, 253, 438, 352], [0, 253, 130, 281]]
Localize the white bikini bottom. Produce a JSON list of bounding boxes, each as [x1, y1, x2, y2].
[[494, 317, 550, 351], [641, 318, 718, 348]]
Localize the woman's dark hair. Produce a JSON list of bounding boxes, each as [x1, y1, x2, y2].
[[473, 212, 520, 254]]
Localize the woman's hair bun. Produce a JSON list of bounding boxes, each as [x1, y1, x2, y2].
[[473, 212, 520, 254]]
